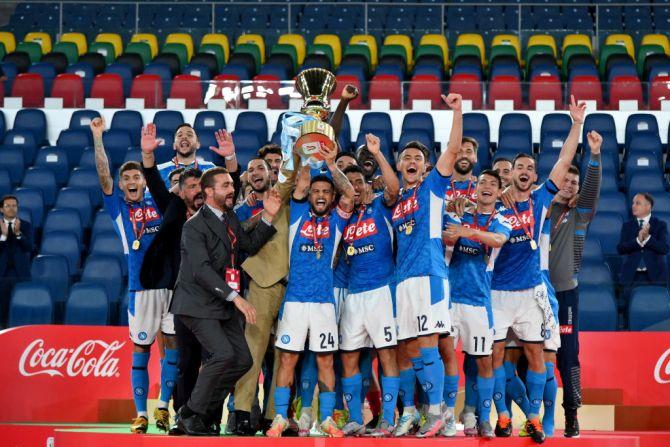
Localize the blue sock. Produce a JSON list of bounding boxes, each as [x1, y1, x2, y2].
[[381, 375, 400, 425], [334, 355, 344, 411], [131, 352, 150, 416], [493, 366, 509, 417], [319, 391, 336, 421], [275, 386, 290, 418], [159, 348, 178, 408], [300, 352, 318, 409], [398, 368, 416, 408], [227, 393, 235, 412], [359, 350, 373, 402], [509, 375, 531, 416], [464, 356, 478, 411], [443, 374, 459, 409], [476, 375, 495, 423], [503, 360, 515, 415], [341, 374, 363, 424], [420, 347, 444, 407], [543, 362, 557, 437], [526, 369, 547, 419]]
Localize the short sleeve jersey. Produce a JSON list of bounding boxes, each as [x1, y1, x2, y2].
[[491, 181, 559, 291], [157, 158, 217, 187], [284, 198, 350, 303], [103, 186, 162, 291], [392, 168, 451, 283]]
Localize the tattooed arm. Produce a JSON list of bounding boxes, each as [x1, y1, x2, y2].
[[321, 145, 354, 213], [90, 117, 113, 195]]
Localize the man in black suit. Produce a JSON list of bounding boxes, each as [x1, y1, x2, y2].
[[618, 192, 669, 292], [0, 195, 33, 321], [172, 167, 281, 436]]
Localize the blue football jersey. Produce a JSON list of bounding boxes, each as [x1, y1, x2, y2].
[[491, 181, 559, 291], [393, 168, 451, 283], [284, 198, 350, 303], [333, 253, 349, 289], [343, 195, 395, 294], [157, 158, 216, 187], [234, 199, 264, 222], [103, 186, 162, 291]]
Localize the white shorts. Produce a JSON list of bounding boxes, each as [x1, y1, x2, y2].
[[334, 287, 348, 324], [543, 322, 561, 352], [340, 285, 397, 351], [128, 289, 175, 345], [396, 276, 451, 341], [492, 284, 547, 344], [276, 301, 339, 353], [450, 303, 494, 356]]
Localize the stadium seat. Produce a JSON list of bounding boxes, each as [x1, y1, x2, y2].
[[39, 231, 80, 273], [81, 255, 124, 304], [449, 73, 482, 109], [124, 43, 151, 68], [356, 131, 394, 164], [90, 42, 116, 65], [54, 187, 92, 228], [4, 129, 37, 164], [90, 230, 126, 275], [569, 75, 603, 109], [579, 285, 618, 331], [10, 73, 44, 107], [12, 187, 44, 228], [609, 76, 643, 109], [491, 34, 520, 62], [234, 112, 268, 145], [369, 74, 402, 109], [563, 34, 592, 53], [250, 74, 282, 109], [529, 75, 562, 109], [102, 129, 134, 167], [43, 208, 83, 246], [456, 34, 485, 66], [625, 114, 659, 148], [131, 33, 159, 59], [641, 34, 670, 55], [64, 283, 109, 325], [231, 131, 262, 167], [34, 147, 69, 185], [30, 254, 70, 304], [50, 73, 84, 108], [201, 33, 230, 64], [406, 74, 443, 109], [27, 62, 56, 95], [130, 74, 165, 108], [8, 282, 53, 326], [649, 75, 670, 110], [166, 33, 195, 61], [402, 112, 434, 142], [334, 75, 364, 109], [0, 169, 10, 197], [419, 34, 449, 67], [111, 110, 143, 147], [629, 286, 670, 330], [589, 212, 624, 256], [527, 34, 557, 58], [154, 110, 184, 133], [488, 75, 522, 109], [605, 34, 635, 59], [24, 32, 52, 54], [348, 35, 377, 70], [78, 53, 106, 76], [597, 191, 628, 219], [237, 34, 265, 64], [578, 261, 614, 287], [21, 167, 57, 207], [359, 112, 393, 148], [68, 167, 102, 208], [90, 73, 125, 108], [0, 31, 16, 53], [582, 238, 605, 264], [194, 111, 225, 134], [105, 63, 134, 97]]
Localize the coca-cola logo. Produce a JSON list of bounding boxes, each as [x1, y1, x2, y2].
[[300, 220, 330, 239], [344, 219, 378, 242], [129, 206, 160, 223], [392, 196, 419, 221], [503, 209, 534, 230], [654, 348, 670, 384], [19, 339, 125, 378]]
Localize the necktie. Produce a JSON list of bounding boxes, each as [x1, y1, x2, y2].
[[639, 219, 647, 271], [7, 221, 13, 238]]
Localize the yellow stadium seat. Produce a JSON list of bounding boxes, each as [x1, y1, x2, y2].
[[491, 34, 520, 61], [419, 34, 449, 68], [201, 33, 230, 63], [24, 32, 52, 53], [456, 33, 485, 65], [131, 33, 159, 58], [236, 34, 265, 64], [279, 34, 307, 65], [384, 34, 413, 69], [166, 33, 195, 61], [527, 34, 557, 57], [562, 34, 592, 52], [349, 34, 378, 69], [314, 34, 342, 67], [605, 34, 635, 59], [60, 32, 87, 55], [641, 34, 670, 55], [0, 31, 16, 53], [96, 33, 123, 57]]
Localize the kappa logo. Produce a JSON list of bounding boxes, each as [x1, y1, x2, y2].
[[435, 321, 446, 329], [392, 196, 419, 221], [343, 218, 378, 242], [300, 220, 331, 239]]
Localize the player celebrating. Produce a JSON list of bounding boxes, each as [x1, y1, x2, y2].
[[338, 134, 400, 437], [392, 93, 463, 438], [267, 144, 355, 438], [234, 158, 272, 222], [492, 158, 513, 189], [445, 136, 479, 200], [443, 169, 511, 439], [490, 95, 586, 443], [91, 117, 177, 434]]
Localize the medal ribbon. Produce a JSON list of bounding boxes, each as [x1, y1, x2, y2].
[[510, 197, 535, 245], [173, 156, 198, 170], [310, 213, 328, 256], [399, 181, 421, 230], [472, 207, 497, 256], [347, 205, 367, 254], [551, 205, 570, 235], [129, 202, 147, 244], [450, 177, 474, 199]]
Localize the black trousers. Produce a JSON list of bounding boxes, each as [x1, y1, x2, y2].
[[556, 287, 582, 417], [173, 315, 202, 414], [178, 313, 253, 424]]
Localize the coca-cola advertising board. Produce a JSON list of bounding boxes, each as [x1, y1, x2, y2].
[[0, 325, 160, 423]]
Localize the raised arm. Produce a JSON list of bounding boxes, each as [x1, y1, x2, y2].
[[209, 129, 238, 172], [436, 93, 463, 177], [329, 84, 359, 138], [365, 133, 399, 205], [292, 163, 312, 201], [90, 117, 113, 195], [322, 144, 354, 213], [575, 131, 602, 223], [549, 95, 585, 186], [275, 152, 302, 204]]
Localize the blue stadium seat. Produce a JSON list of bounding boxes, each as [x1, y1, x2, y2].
[[154, 110, 185, 133], [28, 62, 56, 96], [143, 63, 172, 97], [43, 208, 83, 246], [234, 111, 268, 145], [68, 109, 100, 131], [221, 63, 251, 81], [339, 114, 352, 152], [81, 254, 124, 304], [596, 191, 628, 219], [102, 129, 134, 167], [91, 209, 115, 241], [0, 111, 5, 142], [232, 131, 262, 168], [123, 149, 142, 163], [194, 111, 226, 133], [105, 63, 134, 97], [111, 110, 143, 147], [540, 132, 567, 153], [64, 283, 109, 325], [629, 286, 670, 330], [57, 129, 91, 166], [497, 133, 532, 155], [499, 113, 531, 140], [90, 230, 127, 276], [54, 187, 93, 228], [360, 112, 393, 148], [0, 148, 25, 185], [12, 187, 44, 229], [579, 285, 618, 331], [4, 129, 38, 164], [402, 113, 434, 142], [13, 108, 48, 146], [66, 63, 95, 96], [356, 132, 395, 165], [1, 62, 17, 96], [626, 134, 663, 168], [578, 261, 614, 287], [154, 130, 175, 164], [627, 173, 667, 203], [30, 254, 70, 305], [68, 167, 102, 209], [589, 211, 624, 256], [34, 147, 69, 185], [583, 113, 617, 144], [40, 231, 80, 273], [624, 114, 659, 147], [8, 282, 53, 326], [21, 167, 57, 207], [183, 63, 212, 82], [653, 196, 670, 214], [536, 150, 559, 180], [582, 238, 605, 264], [625, 151, 662, 189], [0, 170, 11, 197]]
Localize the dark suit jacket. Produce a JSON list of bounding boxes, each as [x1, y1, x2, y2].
[[617, 215, 669, 284], [0, 219, 33, 278], [171, 204, 276, 320]]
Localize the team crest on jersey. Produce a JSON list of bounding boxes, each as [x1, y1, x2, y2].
[[300, 220, 331, 239], [129, 206, 160, 224], [392, 196, 419, 221], [343, 218, 378, 242]]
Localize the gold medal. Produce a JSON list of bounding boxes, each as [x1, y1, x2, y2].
[[347, 245, 356, 256], [405, 224, 413, 235], [530, 239, 538, 251], [316, 246, 322, 259], [132, 240, 140, 250]]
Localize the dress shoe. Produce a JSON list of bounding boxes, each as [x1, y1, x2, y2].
[[177, 407, 217, 436], [234, 410, 257, 436]]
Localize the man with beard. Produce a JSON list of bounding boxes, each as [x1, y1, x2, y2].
[[91, 117, 176, 434], [235, 158, 272, 223], [258, 144, 283, 184], [171, 167, 281, 436], [446, 136, 479, 201], [267, 144, 355, 438], [489, 95, 585, 444], [492, 158, 513, 188]]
